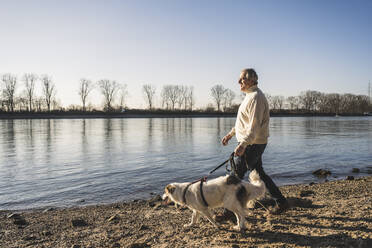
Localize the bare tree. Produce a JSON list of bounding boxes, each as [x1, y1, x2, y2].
[[211, 85, 227, 111], [79, 78, 94, 111], [52, 98, 62, 111], [265, 94, 273, 109], [15, 96, 28, 111], [223, 89, 236, 111], [118, 84, 128, 110], [98, 79, 119, 111], [168, 85, 180, 110], [142, 84, 156, 110], [299, 90, 322, 111], [41, 75, 56, 112], [34, 97, 45, 112], [271, 95, 285, 110], [186, 86, 195, 111], [325, 93, 340, 114], [161, 86, 170, 109], [23, 73, 38, 112], [318, 93, 330, 113], [161, 85, 179, 110], [1, 73, 17, 112], [286, 96, 300, 110], [177, 85, 188, 110]]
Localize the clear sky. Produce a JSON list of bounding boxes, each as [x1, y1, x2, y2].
[[1, 0, 371, 109]]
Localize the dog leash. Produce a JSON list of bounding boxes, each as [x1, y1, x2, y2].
[[208, 152, 236, 175]]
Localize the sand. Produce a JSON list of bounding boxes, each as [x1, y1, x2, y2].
[[1, 176, 371, 248]]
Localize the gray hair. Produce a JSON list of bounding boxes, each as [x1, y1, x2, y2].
[[241, 68, 258, 85]]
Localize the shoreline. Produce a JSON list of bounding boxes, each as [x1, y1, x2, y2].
[[1, 173, 369, 213], [1, 176, 371, 247]]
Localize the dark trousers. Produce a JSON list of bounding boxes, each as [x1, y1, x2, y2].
[[235, 144, 286, 204]]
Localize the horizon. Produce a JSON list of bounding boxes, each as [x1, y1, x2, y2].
[[1, 0, 371, 109]]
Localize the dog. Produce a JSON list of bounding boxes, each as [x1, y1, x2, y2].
[[162, 170, 266, 231]]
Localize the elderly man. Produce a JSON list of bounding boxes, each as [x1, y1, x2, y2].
[[220, 68, 289, 218]]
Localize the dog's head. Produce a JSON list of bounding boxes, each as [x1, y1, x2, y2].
[[162, 184, 176, 203]]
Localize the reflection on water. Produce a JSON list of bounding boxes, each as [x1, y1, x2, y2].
[[0, 117, 371, 210]]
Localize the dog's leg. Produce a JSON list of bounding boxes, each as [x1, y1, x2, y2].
[[184, 210, 200, 227], [233, 214, 246, 231], [232, 208, 247, 231], [200, 209, 219, 228]]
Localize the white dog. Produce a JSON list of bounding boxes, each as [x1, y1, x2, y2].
[[162, 170, 266, 231]]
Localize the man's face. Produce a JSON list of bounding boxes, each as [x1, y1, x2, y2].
[[238, 72, 254, 92]]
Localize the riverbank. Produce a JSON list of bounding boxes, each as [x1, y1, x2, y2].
[[1, 176, 371, 248], [1, 111, 369, 119], [0, 111, 235, 119]]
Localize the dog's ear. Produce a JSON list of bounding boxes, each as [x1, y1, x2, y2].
[[166, 184, 176, 194]]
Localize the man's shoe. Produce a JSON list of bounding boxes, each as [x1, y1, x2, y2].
[[271, 200, 290, 215]]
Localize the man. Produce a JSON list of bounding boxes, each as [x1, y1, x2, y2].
[[220, 68, 289, 217]]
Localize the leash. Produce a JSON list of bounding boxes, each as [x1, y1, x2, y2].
[[208, 152, 236, 175]]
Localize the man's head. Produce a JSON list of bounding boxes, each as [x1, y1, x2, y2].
[[238, 68, 258, 92]]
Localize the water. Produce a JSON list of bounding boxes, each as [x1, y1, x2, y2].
[[0, 117, 371, 210]]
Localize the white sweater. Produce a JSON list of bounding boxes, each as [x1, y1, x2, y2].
[[228, 85, 270, 147]]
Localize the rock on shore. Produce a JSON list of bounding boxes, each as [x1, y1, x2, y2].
[[1, 176, 371, 248]]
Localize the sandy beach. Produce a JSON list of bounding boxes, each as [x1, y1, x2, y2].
[[1, 176, 371, 248]]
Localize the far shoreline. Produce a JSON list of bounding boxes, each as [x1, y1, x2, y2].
[[0, 111, 369, 120]]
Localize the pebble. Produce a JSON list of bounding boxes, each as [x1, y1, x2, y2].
[[23, 235, 36, 241], [128, 243, 147, 248], [14, 218, 28, 226], [346, 176, 354, 180], [138, 224, 149, 231], [71, 219, 88, 227], [312, 169, 331, 177], [8, 213, 28, 226]]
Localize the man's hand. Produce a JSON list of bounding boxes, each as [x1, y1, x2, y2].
[[234, 143, 246, 156], [221, 134, 232, 146]]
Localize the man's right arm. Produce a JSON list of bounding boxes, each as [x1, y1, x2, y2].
[[222, 127, 235, 146]]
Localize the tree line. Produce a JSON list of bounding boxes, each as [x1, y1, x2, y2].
[[266, 90, 371, 115], [1, 73, 371, 115], [0, 73, 128, 112]]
